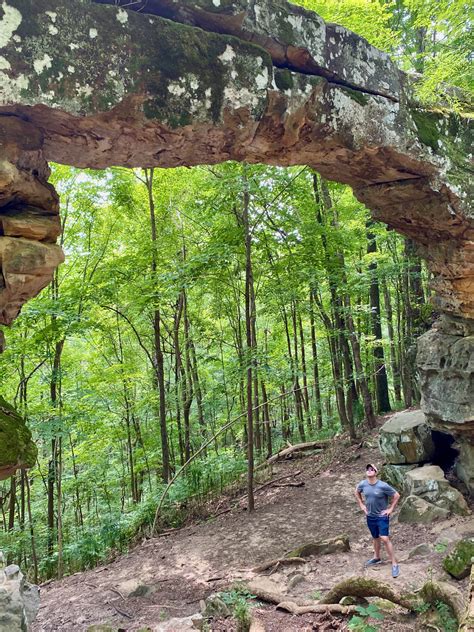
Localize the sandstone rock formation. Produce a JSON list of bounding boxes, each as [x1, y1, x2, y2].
[[398, 495, 450, 524], [397, 464, 470, 522], [379, 409, 435, 464], [0, 396, 37, 480], [380, 463, 418, 490], [0, 556, 40, 631], [0, 0, 472, 477]]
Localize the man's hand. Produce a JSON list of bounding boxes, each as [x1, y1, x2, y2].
[[360, 505, 368, 515], [380, 508, 392, 516]]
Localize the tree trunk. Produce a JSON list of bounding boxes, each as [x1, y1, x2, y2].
[[242, 168, 255, 512], [367, 223, 391, 413], [145, 168, 171, 482], [309, 290, 323, 429], [381, 276, 402, 402], [298, 312, 312, 431]]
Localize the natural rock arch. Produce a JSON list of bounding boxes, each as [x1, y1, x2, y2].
[[0, 0, 473, 488]]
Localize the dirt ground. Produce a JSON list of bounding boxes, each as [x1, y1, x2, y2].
[[33, 417, 474, 631]]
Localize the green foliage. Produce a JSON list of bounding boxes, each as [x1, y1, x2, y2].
[[434, 541, 448, 553], [348, 603, 385, 632], [414, 601, 431, 615], [415, 598, 458, 631], [218, 586, 255, 632], [435, 600, 458, 632], [0, 158, 429, 581]]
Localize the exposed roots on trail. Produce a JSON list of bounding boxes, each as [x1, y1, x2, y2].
[[319, 576, 416, 611], [277, 601, 358, 615], [251, 557, 306, 573]]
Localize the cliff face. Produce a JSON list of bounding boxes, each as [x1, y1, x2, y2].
[[0, 0, 472, 484]]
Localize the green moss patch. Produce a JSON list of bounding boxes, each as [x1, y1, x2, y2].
[[443, 538, 474, 579], [411, 109, 443, 153], [274, 68, 294, 91], [340, 86, 370, 106]]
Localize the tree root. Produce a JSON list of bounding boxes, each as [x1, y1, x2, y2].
[[252, 557, 306, 573], [319, 576, 416, 611], [459, 566, 474, 632], [420, 580, 465, 624], [286, 534, 350, 558], [246, 581, 311, 607], [277, 601, 357, 615]]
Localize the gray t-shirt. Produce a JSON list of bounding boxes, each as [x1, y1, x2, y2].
[[356, 479, 397, 517]]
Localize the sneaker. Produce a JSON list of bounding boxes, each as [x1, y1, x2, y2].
[[365, 558, 382, 566], [392, 564, 400, 578]]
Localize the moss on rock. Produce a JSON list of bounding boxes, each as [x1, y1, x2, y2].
[[443, 539, 474, 579], [274, 68, 293, 91], [2, 0, 272, 125], [339, 86, 369, 106], [411, 108, 443, 153], [0, 396, 37, 478]]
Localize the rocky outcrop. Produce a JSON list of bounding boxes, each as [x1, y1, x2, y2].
[[0, 115, 64, 325], [399, 465, 470, 520], [417, 315, 474, 494], [379, 410, 435, 464], [380, 463, 418, 490], [0, 0, 472, 475], [0, 396, 37, 480], [398, 495, 450, 523], [0, 556, 40, 631]]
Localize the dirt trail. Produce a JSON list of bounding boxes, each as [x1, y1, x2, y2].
[[33, 425, 473, 631]]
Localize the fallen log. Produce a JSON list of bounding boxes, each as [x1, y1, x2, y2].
[[286, 535, 350, 558], [264, 441, 329, 466], [254, 470, 302, 494], [277, 601, 357, 615], [319, 576, 416, 611], [252, 557, 306, 573], [235, 470, 303, 509]]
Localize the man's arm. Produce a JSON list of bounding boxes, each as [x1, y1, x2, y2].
[[355, 487, 368, 515], [381, 491, 400, 516]]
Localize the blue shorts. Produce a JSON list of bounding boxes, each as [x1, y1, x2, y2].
[[367, 515, 389, 538]]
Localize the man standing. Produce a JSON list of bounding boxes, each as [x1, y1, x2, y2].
[[355, 463, 401, 578]]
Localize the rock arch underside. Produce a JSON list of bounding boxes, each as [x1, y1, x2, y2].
[[0, 0, 473, 489]]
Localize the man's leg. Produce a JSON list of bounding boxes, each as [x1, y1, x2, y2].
[[373, 537, 381, 560], [380, 536, 397, 564]]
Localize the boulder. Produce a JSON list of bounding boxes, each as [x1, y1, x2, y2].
[[379, 410, 435, 464], [156, 614, 203, 631], [0, 560, 40, 631], [443, 538, 474, 580], [404, 465, 470, 516], [398, 495, 450, 523], [201, 594, 231, 618], [408, 543, 432, 559], [456, 442, 474, 496], [380, 463, 418, 489]]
